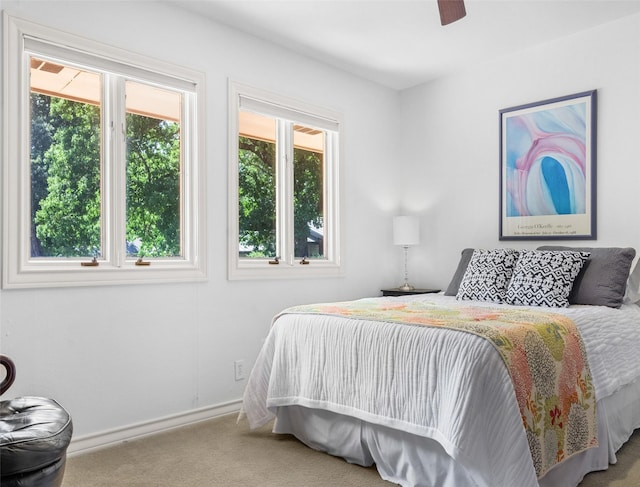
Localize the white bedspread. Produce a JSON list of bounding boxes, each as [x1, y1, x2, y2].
[[241, 294, 640, 487]]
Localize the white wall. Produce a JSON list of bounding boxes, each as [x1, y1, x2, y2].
[[0, 1, 402, 443], [399, 13, 640, 289]]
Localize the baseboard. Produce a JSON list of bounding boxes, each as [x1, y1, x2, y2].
[[68, 399, 243, 456]]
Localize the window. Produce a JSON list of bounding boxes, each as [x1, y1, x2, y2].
[[228, 81, 342, 279], [2, 14, 206, 288]]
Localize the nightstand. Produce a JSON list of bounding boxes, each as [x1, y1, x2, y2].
[[381, 288, 441, 297]]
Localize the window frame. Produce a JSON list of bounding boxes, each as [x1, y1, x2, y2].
[[228, 80, 343, 280], [2, 13, 207, 288]]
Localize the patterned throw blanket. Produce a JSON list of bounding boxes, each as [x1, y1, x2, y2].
[[282, 298, 598, 477]]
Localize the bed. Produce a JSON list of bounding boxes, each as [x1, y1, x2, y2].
[[240, 247, 640, 487]]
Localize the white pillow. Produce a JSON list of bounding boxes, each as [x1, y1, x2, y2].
[[623, 259, 640, 305], [506, 250, 590, 307], [456, 249, 519, 303]]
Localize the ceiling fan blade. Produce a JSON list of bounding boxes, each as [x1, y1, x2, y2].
[[437, 0, 466, 26]]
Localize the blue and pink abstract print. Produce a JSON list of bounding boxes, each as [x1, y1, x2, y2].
[[505, 102, 587, 218]]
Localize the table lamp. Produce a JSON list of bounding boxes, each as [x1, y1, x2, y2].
[[393, 215, 420, 291]]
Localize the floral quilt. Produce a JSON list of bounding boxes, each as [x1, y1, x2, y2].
[[282, 298, 598, 477]]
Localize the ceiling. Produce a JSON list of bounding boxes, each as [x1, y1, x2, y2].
[[169, 0, 640, 90]]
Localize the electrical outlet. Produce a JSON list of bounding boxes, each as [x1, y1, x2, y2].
[[234, 359, 245, 381]]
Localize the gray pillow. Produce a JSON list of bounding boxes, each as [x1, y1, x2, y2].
[[444, 248, 474, 296], [537, 246, 636, 308]]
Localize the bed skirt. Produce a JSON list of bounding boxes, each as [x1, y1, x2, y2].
[[272, 378, 640, 487]]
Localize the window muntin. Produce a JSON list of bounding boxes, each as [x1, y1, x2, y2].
[[229, 81, 342, 279], [3, 14, 206, 288]]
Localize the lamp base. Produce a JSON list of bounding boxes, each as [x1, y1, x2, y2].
[[398, 283, 415, 291]]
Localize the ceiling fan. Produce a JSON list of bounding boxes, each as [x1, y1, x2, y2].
[[437, 0, 467, 25]]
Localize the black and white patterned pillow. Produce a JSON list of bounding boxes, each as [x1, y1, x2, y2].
[[506, 250, 590, 307], [456, 249, 520, 303]]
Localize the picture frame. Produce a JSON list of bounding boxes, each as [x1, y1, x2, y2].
[[499, 90, 597, 240]]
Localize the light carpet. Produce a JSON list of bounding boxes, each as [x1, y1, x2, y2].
[[63, 414, 640, 486]]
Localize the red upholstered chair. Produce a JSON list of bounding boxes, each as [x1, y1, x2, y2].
[[0, 355, 73, 487]]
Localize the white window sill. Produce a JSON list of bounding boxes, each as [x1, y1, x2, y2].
[[228, 260, 343, 280], [3, 260, 207, 289]]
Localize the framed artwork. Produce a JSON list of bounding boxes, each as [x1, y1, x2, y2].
[[499, 90, 597, 240]]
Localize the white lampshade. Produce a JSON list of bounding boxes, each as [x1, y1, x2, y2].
[[393, 216, 420, 246]]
